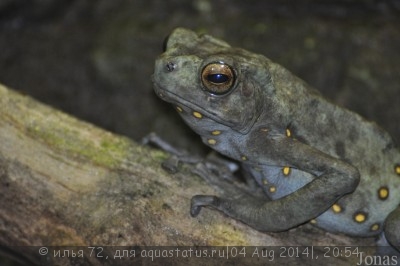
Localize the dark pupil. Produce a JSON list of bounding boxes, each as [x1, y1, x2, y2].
[[207, 74, 228, 84]]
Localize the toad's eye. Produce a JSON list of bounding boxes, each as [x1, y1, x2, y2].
[[201, 63, 235, 95]]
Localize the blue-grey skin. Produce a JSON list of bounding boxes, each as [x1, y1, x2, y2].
[[153, 28, 400, 249]]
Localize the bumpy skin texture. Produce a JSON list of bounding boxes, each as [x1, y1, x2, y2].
[[153, 28, 400, 247]]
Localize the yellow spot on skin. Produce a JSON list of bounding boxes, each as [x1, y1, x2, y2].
[[241, 156, 247, 161], [269, 186, 276, 193], [207, 139, 216, 145], [310, 219, 317, 224], [193, 111, 203, 119], [260, 128, 268, 132], [354, 212, 367, 223], [211, 130, 221, 135], [282, 166, 291, 176], [262, 179, 268, 185], [395, 165, 400, 175], [370, 224, 380, 231], [378, 186, 389, 200], [286, 128, 291, 137], [176, 106, 183, 112], [332, 204, 342, 213]]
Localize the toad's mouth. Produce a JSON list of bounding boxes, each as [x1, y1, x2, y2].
[[153, 80, 231, 125], [152, 77, 259, 134], [153, 78, 251, 134]]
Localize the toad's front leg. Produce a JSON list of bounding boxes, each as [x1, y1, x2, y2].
[[191, 138, 360, 232]]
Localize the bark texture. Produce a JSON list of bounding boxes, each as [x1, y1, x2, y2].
[[0, 84, 374, 265]]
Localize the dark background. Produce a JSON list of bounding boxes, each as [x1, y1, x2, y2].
[[0, 0, 399, 264]]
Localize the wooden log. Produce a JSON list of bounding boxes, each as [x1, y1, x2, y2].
[[0, 83, 374, 265]]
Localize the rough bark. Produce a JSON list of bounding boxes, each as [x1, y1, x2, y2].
[[0, 83, 375, 265]]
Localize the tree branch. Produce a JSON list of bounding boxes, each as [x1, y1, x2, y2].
[[0, 83, 373, 265]]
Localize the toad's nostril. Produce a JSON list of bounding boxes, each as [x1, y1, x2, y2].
[[166, 62, 176, 72]]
